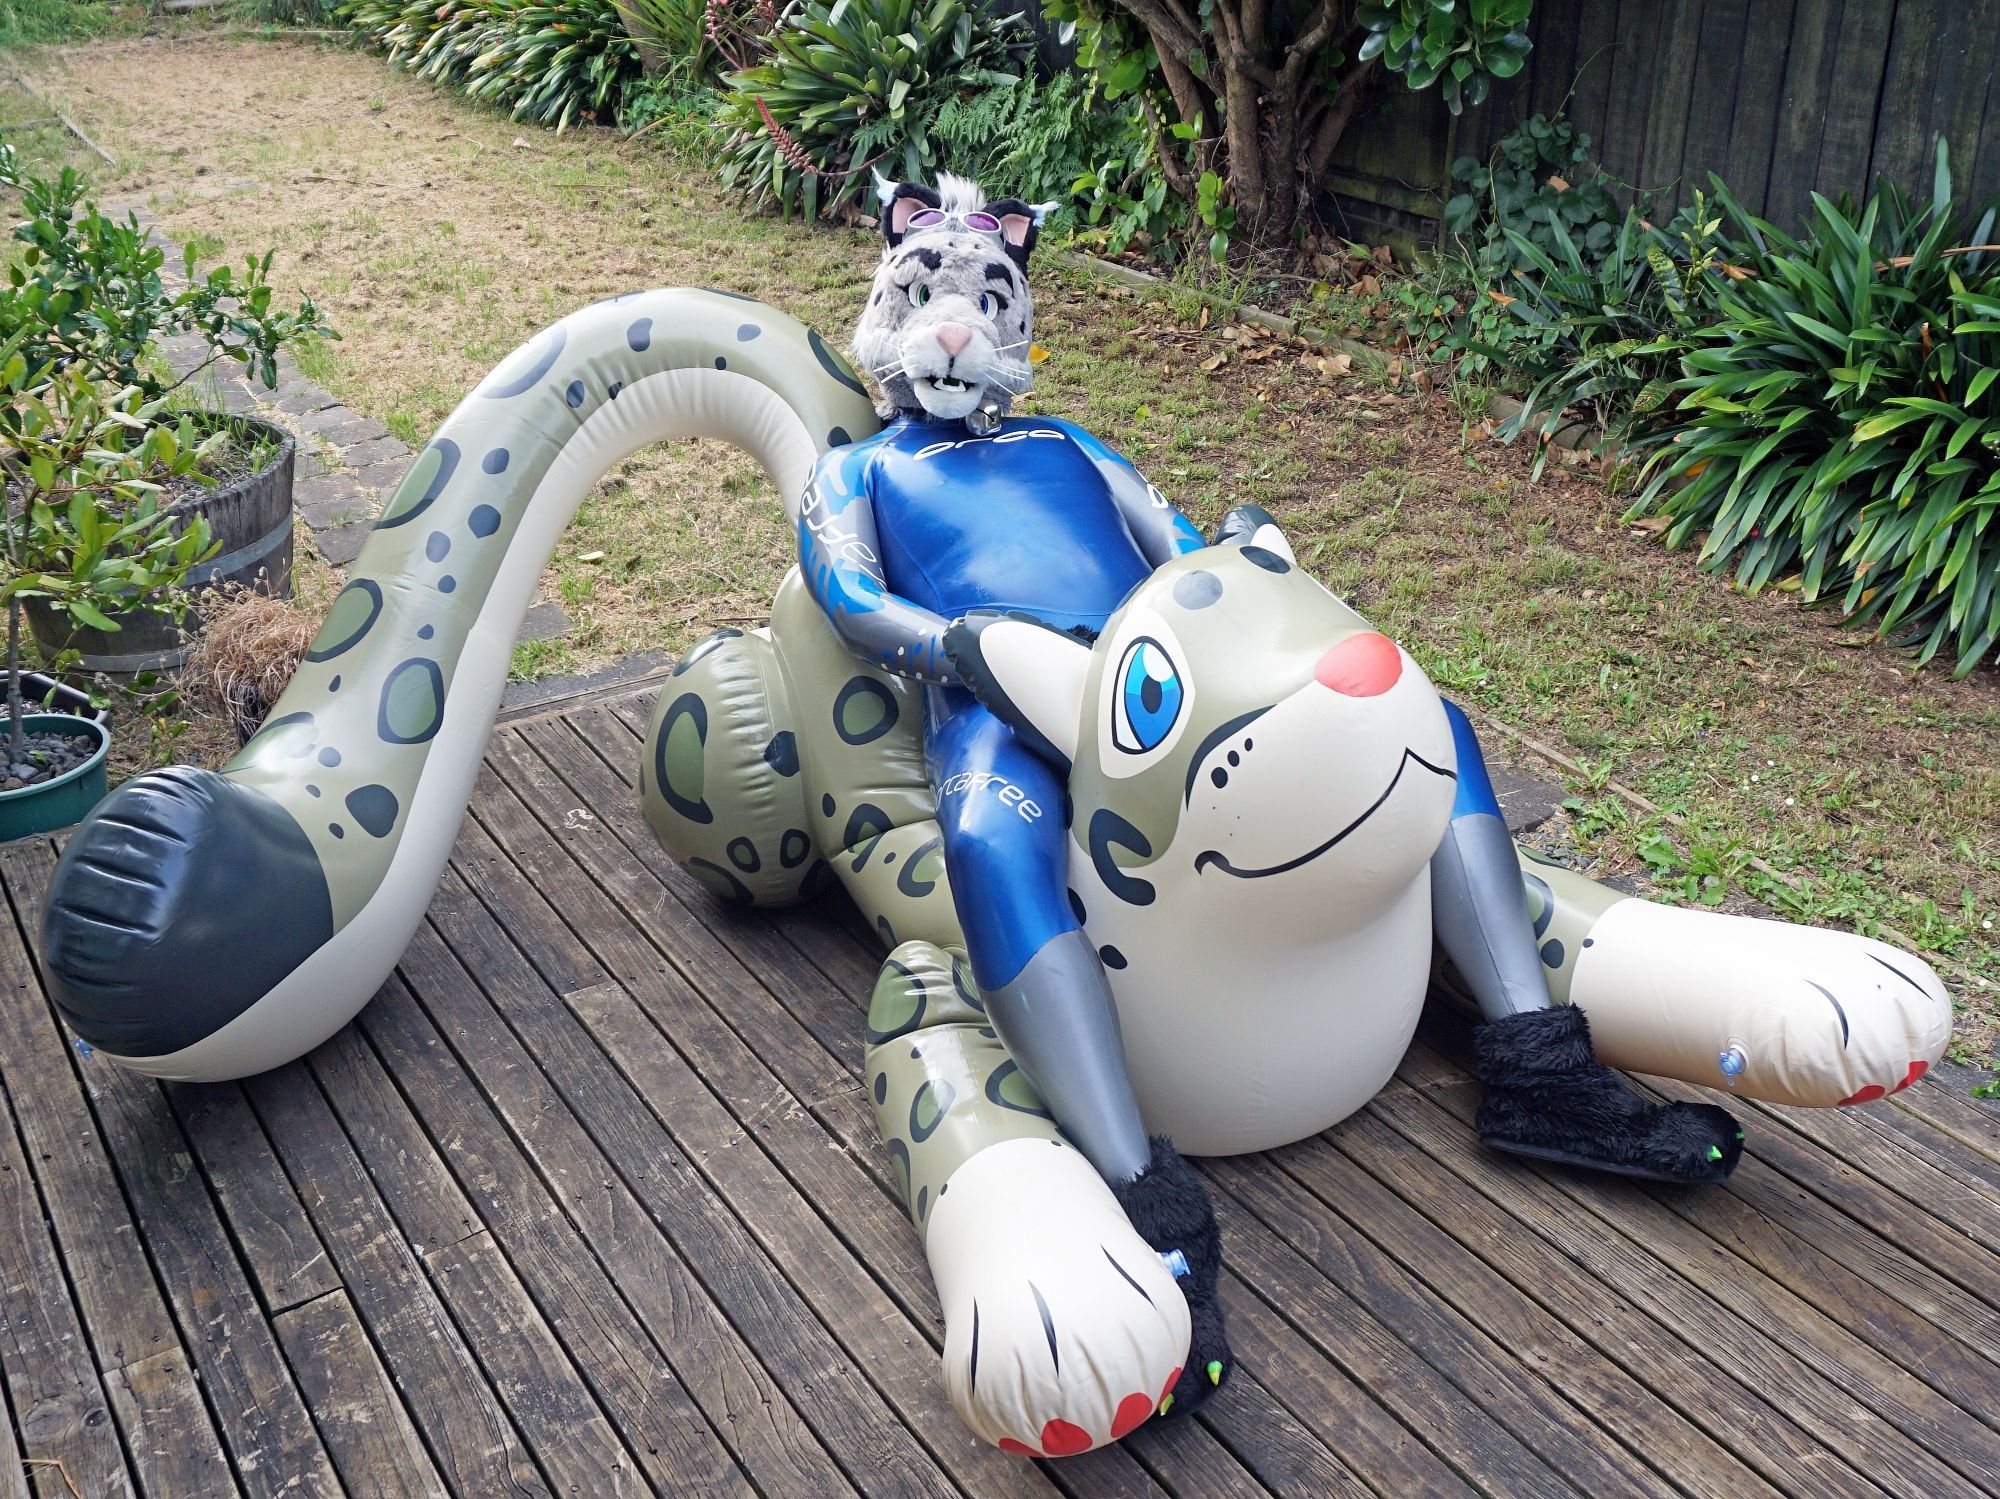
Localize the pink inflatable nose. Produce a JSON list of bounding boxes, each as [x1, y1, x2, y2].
[[933, 322, 972, 358], [1315, 632, 1402, 697]]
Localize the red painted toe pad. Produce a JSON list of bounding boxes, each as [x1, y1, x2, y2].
[[1112, 1392, 1155, 1439]]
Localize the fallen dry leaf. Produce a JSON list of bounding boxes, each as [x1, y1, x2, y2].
[[1200, 352, 1228, 372]]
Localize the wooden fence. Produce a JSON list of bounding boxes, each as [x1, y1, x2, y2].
[[1324, 0, 2000, 248]]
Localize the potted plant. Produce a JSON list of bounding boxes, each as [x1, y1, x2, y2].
[[1, 138, 331, 673], [0, 348, 219, 838]]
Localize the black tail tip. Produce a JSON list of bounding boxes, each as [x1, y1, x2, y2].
[[44, 766, 334, 1059]]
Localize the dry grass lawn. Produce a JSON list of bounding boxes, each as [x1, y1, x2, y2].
[[13, 33, 2000, 1059]]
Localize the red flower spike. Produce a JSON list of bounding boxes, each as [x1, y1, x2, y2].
[[997, 1438, 1037, 1457], [1892, 1059, 1930, 1094], [1112, 1392, 1156, 1439], [1040, 1419, 1093, 1457], [1838, 1083, 1887, 1107]]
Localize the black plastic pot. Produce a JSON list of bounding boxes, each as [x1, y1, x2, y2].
[[15, 670, 108, 726], [27, 414, 297, 679]]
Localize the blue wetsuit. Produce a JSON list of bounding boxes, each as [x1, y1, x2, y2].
[[800, 414, 1205, 990]]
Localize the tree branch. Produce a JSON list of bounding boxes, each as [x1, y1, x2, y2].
[[1105, 0, 1205, 70], [1306, 53, 1382, 182]]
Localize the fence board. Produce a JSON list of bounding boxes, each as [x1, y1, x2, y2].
[[1331, 0, 2000, 242]]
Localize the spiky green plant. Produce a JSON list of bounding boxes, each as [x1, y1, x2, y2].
[[342, 0, 641, 131], [1632, 142, 2000, 675]]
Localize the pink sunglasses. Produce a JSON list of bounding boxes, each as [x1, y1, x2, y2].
[[906, 207, 1002, 235]]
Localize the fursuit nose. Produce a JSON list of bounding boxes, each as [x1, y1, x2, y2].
[[1314, 632, 1401, 697], [933, 322, 972, 359]]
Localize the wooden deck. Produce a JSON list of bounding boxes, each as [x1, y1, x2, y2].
[[2, 674, 1999, 1499]]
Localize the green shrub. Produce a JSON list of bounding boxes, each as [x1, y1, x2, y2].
[[1464, 197, 1739, 468], [1446, 114, 1623, 277], [618, 73, 724, 150], [1632, 143, 2000, 674], [0, 142, 334, 397], [930, 69, 1173, 249], [713, 0, 1030, 219], [249, 0, 343, 26], [341, 0, 641, 130], [619, 0, 712, 78]]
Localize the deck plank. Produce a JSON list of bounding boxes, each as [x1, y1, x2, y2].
[[1210, 1159, 1671, 1499], [5, 676, 2000, 1498], [0, 842, 182, 1376], [1226, 1133, 1782, 1499], [241, 1060, 554, 1499], [1387, 1051, 1977, 1498], [0, 846, 339, 1499], [271, 1290, 448, 1499], [164, 1082, 340, 1316], [103, 1348, 237, 1499], [0, 1070, 135, 1499], [353, 965, 795, 1497], [303, 1019, 689, 1496]]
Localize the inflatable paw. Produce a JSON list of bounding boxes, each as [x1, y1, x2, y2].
[[927, 1137, 1189, 1457], [1565, 901, 1953, 1109]]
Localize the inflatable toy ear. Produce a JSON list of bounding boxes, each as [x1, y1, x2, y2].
[[1211, 502, 1296, 563], [874, 173, 944, 248], [944, 611, 1092, 770]]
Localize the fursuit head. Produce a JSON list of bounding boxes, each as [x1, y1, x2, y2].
[[853, 172, 1056, 426]]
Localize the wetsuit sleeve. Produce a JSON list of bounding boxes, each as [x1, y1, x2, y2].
[[1055, 420, 1206, 566], [1430, 699, 1555, 1021], [798, 444, 957, 683]]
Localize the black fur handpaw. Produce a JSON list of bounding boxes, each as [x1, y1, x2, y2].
[[1111, 1136, 1232, 1418], [1474, 1006, 1744, 1185]]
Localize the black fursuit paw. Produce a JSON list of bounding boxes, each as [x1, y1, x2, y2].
[[1111, 1136, 1232, 1419], [1474, 1006, 1744, 1185]]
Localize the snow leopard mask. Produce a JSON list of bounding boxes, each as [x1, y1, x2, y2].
[[853, 172, 1054, 428]]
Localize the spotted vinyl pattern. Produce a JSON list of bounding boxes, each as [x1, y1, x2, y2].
[[229, 289, 874, 929]]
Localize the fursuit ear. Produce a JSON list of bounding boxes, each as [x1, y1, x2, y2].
[[985, 197, 1056, 270], [875, 173, 943, 249], [944, 611, 1093, 771]]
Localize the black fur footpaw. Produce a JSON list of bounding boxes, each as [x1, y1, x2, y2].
[[1111, 1136, 1232, 1418], [1474, 1006, 1745, 1185]]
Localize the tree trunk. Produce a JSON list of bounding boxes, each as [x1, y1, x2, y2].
[[8, 601, 23, 764]]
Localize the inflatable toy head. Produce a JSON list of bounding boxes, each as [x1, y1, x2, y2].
[[948, 529, 1461, 1152], [856, 172, 1052, 424], [951, 530, 1458, 928]]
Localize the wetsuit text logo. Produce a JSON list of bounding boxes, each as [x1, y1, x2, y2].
[[911, 428, 1067, 462], [939, 769, 1043, 821]]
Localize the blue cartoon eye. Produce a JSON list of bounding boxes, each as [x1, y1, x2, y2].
[[978, 292, 997, 317], [1112, 637, 1184, 754]]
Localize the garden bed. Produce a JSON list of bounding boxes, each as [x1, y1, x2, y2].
[[13, 32, 1998, 1057]]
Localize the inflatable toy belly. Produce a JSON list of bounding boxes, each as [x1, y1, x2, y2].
[[38, 290, 876, 1080], [1105, 878, 1437, 1156]]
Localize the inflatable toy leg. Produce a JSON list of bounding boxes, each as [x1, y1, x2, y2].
[[41, 290, 877, 1080], [1516, 850, 1951, 1108], [866, 941, 1188, 1457], [639, 625, 834, 907]]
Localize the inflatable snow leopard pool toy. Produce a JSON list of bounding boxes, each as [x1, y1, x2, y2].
[[40, 281, 1952, 1460]]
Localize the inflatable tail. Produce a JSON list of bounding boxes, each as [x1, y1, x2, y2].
[[40, 290, 878, 1081]]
